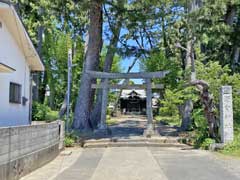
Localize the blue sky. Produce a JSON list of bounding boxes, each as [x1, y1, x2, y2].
[[117, 28, 145, 84], [103, 23, 144, 84], [120, 57, 143, 84]]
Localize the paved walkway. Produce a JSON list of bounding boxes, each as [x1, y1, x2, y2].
[[87, 115, 179, 140], [21, 147, 240, 180], [21, 116, 240, 180], [110, 115, 179, 137]]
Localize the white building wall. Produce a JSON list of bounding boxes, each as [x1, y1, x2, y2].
[[0, 17, 30, 127]]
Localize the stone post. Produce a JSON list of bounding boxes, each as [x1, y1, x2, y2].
[[58, 120, 65, 150], [220, 86, 234, 144], [99, 78, 109, 129], [146, 79, 153, 127], [144, 79, 156, 137]]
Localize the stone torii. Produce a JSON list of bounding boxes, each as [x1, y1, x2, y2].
[[87, 70, 169, 137]]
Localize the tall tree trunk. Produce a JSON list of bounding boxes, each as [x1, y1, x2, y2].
[[224, 3, 239, 71], [225, 3, 236, 26], [233, 46, 240, 70], [90, 1, 124, 128], [90, 27, 122, 128], [181, 0, 201, 130], [73, 0, 103, 131]]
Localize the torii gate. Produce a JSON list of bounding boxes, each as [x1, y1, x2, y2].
[[87, 70, 169, 136]]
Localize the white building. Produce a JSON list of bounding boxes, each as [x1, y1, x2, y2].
[[0, 1, 44, 127]]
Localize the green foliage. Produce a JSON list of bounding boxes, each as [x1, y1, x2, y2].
[[64, 136, 75, 147], [141, 51, 182, 88], [220, 126, 240, 157], [155, 116, 180, 126], [192, 109, 208, 130], [191, 108, 217, 150], [32, 102, 58, 122], [45, 111, 58, 122], [196, 61, 240, 123], [191, 108, 210, 148], [12, 0, 86, 109], [159, 89, 183, 122], [64, 130, 82, 147], [32, 102, 50, 121], [106, 118, 118, 126], [43, 31, 84, 110], [201, 138, 216, 150]]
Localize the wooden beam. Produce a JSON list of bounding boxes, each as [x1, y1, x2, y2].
[[91, 83, 164, 89], [86, 70, 169, 79]]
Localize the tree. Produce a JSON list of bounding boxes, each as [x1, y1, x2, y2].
[[42, 31, 84, 111], [90, 0, 125, 128], [13, 0, 88, 104], [73, 0, 103, 131]]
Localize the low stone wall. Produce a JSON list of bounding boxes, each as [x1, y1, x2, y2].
[[0, 121, 64, 180]]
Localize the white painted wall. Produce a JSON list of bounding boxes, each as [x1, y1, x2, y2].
[[0, 17, 30, 127]]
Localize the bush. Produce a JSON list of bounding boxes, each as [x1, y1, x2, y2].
[[46, 110, 59, 122], [220, 127, 240, 157], [32, 102, 50, 121], [191, 108, 210, 148], [32, 102, 58, 122], [64, 136, 75, 147], [160, 89, 183, 117], [201, 138, 216, 150]]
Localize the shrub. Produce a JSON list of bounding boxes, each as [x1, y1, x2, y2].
[[46, 110, 59, 122], [32, 102, 50, 121], [191, 108, 210, 148], [201, 138, 216, 150], [160, 89, 183, 117], [64, 136, 75, 147], [220, 127, 240, 157], [32, 102, 59, 122]]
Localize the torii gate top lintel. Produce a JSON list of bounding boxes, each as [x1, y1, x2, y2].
[[86, 70, 170, 79]]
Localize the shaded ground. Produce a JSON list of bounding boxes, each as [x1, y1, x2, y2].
[[87, 115, 179, 140], [111, 115, 179, 136]]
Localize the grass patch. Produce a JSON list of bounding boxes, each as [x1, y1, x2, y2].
[[220, 126, 240, 157], [105, 115, 118, 126], [106, 119, 118, 126]]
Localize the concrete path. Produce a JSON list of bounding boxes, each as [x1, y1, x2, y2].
[[20, 148, 83, 180], [21, 147, 240, 180]]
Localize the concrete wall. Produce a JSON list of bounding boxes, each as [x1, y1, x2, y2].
[[0, 121, 64, 180], [0, 16, 30, 127]]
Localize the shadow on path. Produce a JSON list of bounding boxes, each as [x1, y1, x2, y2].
[[83, 115, 180, 140]]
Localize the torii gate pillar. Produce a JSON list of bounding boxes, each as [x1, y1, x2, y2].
[[144, 79, 157, 137]]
